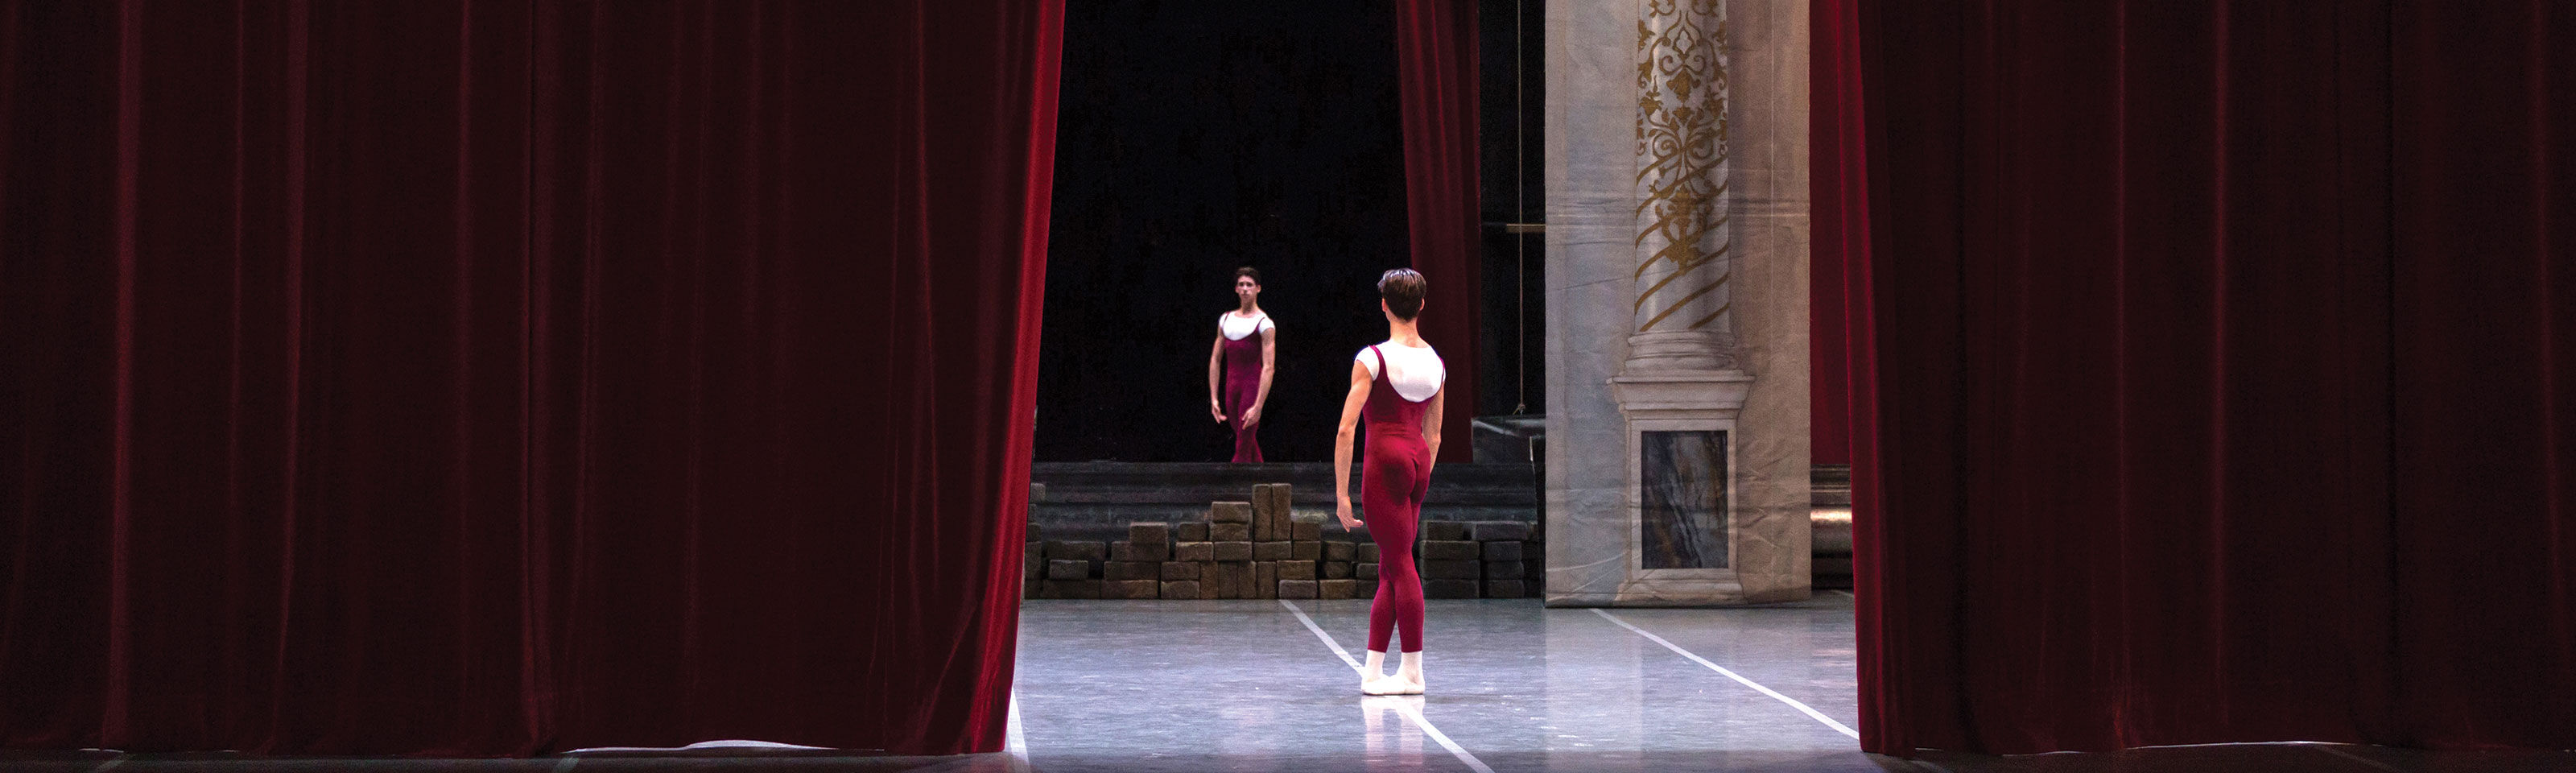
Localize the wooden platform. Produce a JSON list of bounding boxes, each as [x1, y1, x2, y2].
[[1029, 461, 1540, 541], [1028, 461, 1852, 590]]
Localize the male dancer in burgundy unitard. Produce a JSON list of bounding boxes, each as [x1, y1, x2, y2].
[[1332, 268, 1443, 695], [1208, 267, 1275, 462]]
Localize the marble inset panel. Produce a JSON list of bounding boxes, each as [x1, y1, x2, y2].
[[1641, 429, 1730, 569]]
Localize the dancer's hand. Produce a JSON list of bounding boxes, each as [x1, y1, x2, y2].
[[1241, 404, 1261, 427], [1212, 399, 1227, 424], [1335, 498, 1364, 531]]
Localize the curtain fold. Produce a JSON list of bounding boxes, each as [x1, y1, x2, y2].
[[2387, 0, 2575, 748], [1, 0, 1059, 756], [1825, 0, 2572, 755], [1810, 0, 1886, 750], [1394, 0, 1478, 458]]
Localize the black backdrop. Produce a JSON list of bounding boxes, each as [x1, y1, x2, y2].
[[1038, 1, 1410, 462], [1039, 0, 1546, 463]]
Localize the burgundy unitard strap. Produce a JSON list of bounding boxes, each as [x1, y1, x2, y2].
[[1360, 345, 1435, 653], [1220, 316, 1265, 463]]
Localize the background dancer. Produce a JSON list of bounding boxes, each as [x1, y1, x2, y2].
[[1208, 267, 1278, 462], [1331, 268, 1443, 695]]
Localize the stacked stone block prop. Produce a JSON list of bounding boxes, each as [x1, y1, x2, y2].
[[1019, 482, 1542, 600]]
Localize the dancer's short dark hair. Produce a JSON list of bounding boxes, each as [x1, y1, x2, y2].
[[1378, 268, 1426, 321], [1236, 266, 1261, 284]]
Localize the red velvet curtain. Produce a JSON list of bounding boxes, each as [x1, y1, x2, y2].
[[2388, 0, 2575, 749], [1810, 0, 1886, 748], [1824, 0, 2573, 755], [1808, 0, 1864, 470], [0, 0, 1060, 756], [1394, 0, 1478, 459]]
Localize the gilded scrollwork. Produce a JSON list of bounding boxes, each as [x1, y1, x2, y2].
[[1633, 0, 1730, 333]]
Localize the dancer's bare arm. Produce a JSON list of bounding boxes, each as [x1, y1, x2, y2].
[[1208, 333, 1227, 423], [1333, 360, 1372, 530], [1422, 387, 1444, 479]]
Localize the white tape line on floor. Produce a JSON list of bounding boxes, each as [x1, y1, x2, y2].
[[1591, 607, 1861, 739], [1281, 600, 1496, 773]]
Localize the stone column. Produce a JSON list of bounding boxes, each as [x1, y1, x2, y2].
[[1548, 0, 1809, 606], [1628, 0, 1738, 374]]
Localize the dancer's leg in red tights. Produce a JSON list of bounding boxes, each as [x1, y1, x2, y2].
[[1364, 434, 1427, 653], [1226, 383, 1262, 463]]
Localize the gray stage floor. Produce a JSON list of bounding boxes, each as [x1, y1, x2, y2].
[[1011, 595, 2576, 773], [1014, 594, 1871, 773]]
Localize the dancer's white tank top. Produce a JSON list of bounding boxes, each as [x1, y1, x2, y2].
[[1356, 341, 1443, 402], [1220, 312, 1274, 341]]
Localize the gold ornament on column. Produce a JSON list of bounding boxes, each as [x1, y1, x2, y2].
[[1628, 0, 1734, 372]]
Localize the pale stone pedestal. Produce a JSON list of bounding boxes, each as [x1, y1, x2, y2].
[[1610, 370, 1758, 602]]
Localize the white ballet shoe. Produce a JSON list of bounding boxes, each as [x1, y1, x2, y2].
[[1361, 674, 1412, 695], [1358, 650, 1387, 691], [1393, 650, 1426, 694]]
